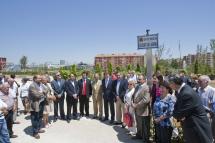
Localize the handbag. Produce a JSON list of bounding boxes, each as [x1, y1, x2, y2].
[[123, 112, 133, 127]]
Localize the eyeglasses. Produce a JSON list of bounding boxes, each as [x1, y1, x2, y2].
[[56, 75, 61, 76], [128, 83, 133, 85]]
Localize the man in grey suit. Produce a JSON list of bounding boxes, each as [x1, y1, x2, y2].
[[132, 75, 150, 143], [29, 75, 47, 139], [51, 72, 66, 121]]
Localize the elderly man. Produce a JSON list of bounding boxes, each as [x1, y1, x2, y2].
[[29, 75, 47, 139], [7, 78, 20, 124], [170, 76, 213, 143], [132, 75, 150, 142], [198, 75, 215, 141], [92, 73, 103, 120], [51, 72, 66, 121], [0, 83, 17, 138], [0, 89, 10, 143], [114, 72, 128, 126]]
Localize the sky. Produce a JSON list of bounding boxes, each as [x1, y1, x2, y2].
[[0, 0, 215, 65]]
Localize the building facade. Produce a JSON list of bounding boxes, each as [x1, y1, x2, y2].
[[0, 57, 6, 70], [95, 53, 144, 69], [183, 52, 214, 68]]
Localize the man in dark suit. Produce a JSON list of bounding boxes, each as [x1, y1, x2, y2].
[[170, 76, 213, 143], [65, 74, 79, 122], [78, 71, 92, 117], [114, 72, 128, 125], [51, 72, 66, 121], [102, 72, 115, 124]]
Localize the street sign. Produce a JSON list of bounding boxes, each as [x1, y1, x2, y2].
[[137, 34, 159, 49]]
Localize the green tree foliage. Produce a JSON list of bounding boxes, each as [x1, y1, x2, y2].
[[135, 63, 141, 73], [170, 59, 179, 69], [194, 60, 199, 74], [115, 66, 121, 72], [20, 56, 28, 70], [155, 63, 161, 73], [107, 62, 113, 74], [70, 64, 77, 75], [127, 64, 132, 72], [94, 64, 102, 74], [59, 70, 70, 80]]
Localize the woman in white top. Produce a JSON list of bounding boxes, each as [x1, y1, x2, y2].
[[41, 76, 55, 128], [124, 79, 137, 135], [20, 78, 30, 115]]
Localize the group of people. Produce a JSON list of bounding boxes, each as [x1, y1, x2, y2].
[[0, 70, 215, 143]]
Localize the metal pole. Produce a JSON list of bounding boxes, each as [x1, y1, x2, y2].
[[146, 29, 153, 85]]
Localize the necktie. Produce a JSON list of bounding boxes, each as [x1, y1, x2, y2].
[[82, 79, 86, 95]]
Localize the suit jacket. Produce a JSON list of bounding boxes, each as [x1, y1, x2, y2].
[[51, 79, 65, 96], [114, 79, 128, 103], [173, 85, 213, 143], [28, 82, 48, 112], [102, 78, 115, 101], [78, 78, 92, 97], [65, 80, 79, 99], [133, 83, 150, 116], [92, 80, 103, 101]]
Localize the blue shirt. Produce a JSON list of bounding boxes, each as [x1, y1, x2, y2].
[[198, 85, 215, 113], [153, 94, 176, 127]]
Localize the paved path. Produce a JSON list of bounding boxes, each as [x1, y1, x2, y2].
[[11, 102, 142, 143], [10, 78, 141, 143]]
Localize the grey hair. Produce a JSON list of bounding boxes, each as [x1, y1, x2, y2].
[[199, 75, 211, 83]]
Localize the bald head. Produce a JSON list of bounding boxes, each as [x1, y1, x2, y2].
[[7, 78, 14, 87], [0, 83, 10, 95]]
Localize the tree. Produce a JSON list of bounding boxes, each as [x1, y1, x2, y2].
[[170, 59, 179, 69], [194, 60, 199, 74], [135, 64, 141, 73], [127, 64, 132, 72], [94, 64, 102, 75], [210, 39, 215, 73], [155, 63, 161, 73], [20, 56, 28, 70], [70, 64, 77, 75], [107, 62, 113, 74], [115, 66, 121, 72]]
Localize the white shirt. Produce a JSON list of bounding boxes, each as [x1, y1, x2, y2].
[[0, 99, 7, 119], [178, 83, 186, 94], [9, 83, 18, 98], [124, 88, 135, 106], [20, 83, 29, 98], [116, 80, 121, 96]]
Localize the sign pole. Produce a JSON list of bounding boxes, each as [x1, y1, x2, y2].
[[137, 29, 158, 85], [146, 30, 153, 85]]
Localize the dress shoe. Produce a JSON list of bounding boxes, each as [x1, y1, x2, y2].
[[109, 120, 114, 124], [54, 118, 58, 122], [121, 124, 126, 128], [114, 122, 122, 125], [10, 134, 18, 138], [98, 117, 103, 121], [33, 134, 40, 139], [61, 116, 66, 120], [92, 116, 97, 119], [73, 116, 78, 120], [102, 118, 108, 122], [131, 135, 142, 140], [67, 120, 71, 123], [38, 129, 45, 133]]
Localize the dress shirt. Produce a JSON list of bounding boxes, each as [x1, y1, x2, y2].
[[198, 85, 215, 112]]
